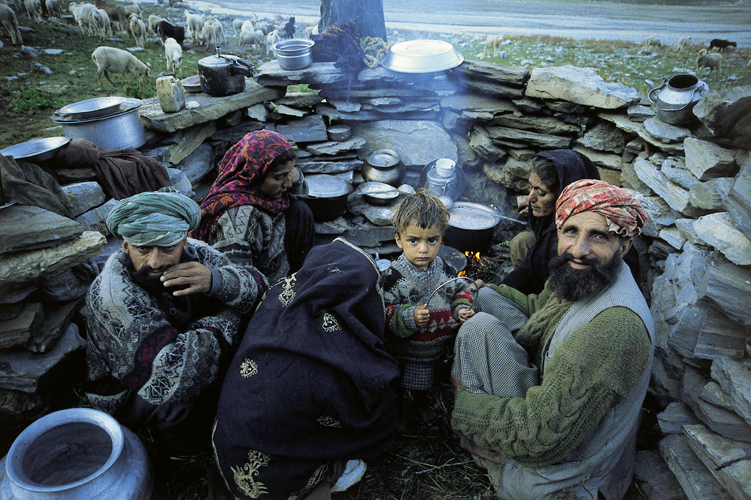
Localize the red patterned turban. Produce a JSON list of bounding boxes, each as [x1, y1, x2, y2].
[[555, 179, 648, 237]]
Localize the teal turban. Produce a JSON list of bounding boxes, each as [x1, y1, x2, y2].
[[106, 188, 201, 247]]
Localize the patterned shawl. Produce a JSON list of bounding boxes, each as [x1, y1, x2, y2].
[[192, 130, 293, 241], [212, 238, 399, 500], [556, 179, 648, 237]]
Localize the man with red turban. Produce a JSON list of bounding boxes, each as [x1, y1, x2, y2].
[[452, 179, 653, 500]]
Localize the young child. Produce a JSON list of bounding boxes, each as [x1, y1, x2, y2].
[[382, 189, 475, 427]]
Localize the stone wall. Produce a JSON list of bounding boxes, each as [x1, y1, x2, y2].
[[1, 57, 750, 499]]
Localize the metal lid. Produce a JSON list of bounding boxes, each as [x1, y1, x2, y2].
[[57, 96, 127, 120], [381, 40, 464, 73], [306, 174, 352, 198], [0, 136, 70, 162]]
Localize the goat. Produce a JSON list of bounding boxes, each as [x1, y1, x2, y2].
[[643, 36, 661, 48], [483, 34, 503, 57], [147, 14, 165, 34], [164, 36, 182, 73], [185, 11, 205, 44], [709, 38, 737, 51], [201, 17, 224, 48], [0, 4, 22, 45], [283, 16, 294, 39], [156, 20, 185, 46], [44, 0, 63, 18], [677, 36, 691, 51], [91, 45, 150, 88], [94, 0, 127, 34], [697, 48, 722, 75]]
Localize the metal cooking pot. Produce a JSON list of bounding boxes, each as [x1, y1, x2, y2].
[[52, 98, 145, 151], [443, 202, 502, 253], [198, 46, 254, 97], [362, 149, 405, 187], [647, 74, 708, 126], [303, 174, 352, 222]]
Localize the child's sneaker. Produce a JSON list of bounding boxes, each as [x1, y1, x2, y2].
[[330, 459, 367, 493]]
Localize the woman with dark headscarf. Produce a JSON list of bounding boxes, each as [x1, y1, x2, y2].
[[502, 150, 601, 295], [212, 237, 400, 500], [191, 130, 315, 283]]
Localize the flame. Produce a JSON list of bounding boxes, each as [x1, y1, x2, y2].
[[458, 251, 482, 276]]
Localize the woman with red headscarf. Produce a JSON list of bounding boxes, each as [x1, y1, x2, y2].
[[191, 130, 315, 283]]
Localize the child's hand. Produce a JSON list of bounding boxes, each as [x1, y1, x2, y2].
[[414, 304, 429, 327], [458, 308, 475, 323]]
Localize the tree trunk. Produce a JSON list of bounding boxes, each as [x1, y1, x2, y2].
[[319, 0, 387, 41]]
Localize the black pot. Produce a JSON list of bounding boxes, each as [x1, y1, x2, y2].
[[303, 174, 352, 222], [198, 47, 254, 97], [304, 194, 348, 222], [443, 225, 494, 253]]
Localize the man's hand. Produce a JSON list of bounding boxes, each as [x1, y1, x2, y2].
[[161, 262, 212, 296], [458, 308, 475, 323], [454, 430, 502, 464], [469, 279, 486, 293], [414, 304, 429, 327]]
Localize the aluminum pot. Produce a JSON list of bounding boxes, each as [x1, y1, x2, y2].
[[647, 74, 708, 126], [198, 46, 254, 97], [362, 149, 405, 187], [52, 99, 145, 151], [0, 408, 153, 500], [274, 39, 314, 70], [442, 202, 501, 253]]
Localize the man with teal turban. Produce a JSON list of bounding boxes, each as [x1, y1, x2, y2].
[[85, 188, 269, 452]]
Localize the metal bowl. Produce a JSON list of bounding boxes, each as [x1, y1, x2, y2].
[[274, 39, 314, 56], [358, 182, 399, 205], [327, 124, 352, 141], [276, 52, 313, 71], [57, 96, 126, 120], [0, 136, 70, 162], [181, 75, 202, 93], [381, 39, 464, 73]]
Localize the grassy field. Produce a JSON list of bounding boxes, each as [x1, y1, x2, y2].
[[1, 2, 750, 149]]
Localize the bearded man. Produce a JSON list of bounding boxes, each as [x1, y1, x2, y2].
[[84, 188, 268, 452], [451, 179, 653, 500]]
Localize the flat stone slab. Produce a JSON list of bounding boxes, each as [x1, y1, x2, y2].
[[139, 81, 285, 133], [0, 205, 82, 255]]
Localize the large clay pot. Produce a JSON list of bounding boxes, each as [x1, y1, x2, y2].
[[0, 408, 153, 500]]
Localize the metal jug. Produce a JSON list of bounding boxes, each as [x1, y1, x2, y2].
[[647, 74, 708, 126]]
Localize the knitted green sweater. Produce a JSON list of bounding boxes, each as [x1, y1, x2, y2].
[[451, 282, 651, 468]]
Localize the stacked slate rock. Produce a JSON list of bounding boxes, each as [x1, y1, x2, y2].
[[0, 160, 106, 435]]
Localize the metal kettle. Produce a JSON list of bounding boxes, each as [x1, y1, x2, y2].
[[647, 74, 708, 126], [198, 46, 254, 97]]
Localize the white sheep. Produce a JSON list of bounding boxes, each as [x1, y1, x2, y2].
[[147, 14, 165, 34], [128, 12, 146, 48], [303, 25, 317, 39], [184, 11, 205, 44], [483, 34, 504, 57], [201, 17, 223, 47], [123, 3, 140, 17], [643, 36, 662, 48], [0, 4, 22, 45], [69, 2, 97, 36], [44, 0, 63, 19], [232, 18, 245, 33], [91, 45, 150, 88], [677, 36, 691, 51], [266, 29, 281, 55], [239, 19, 253, 34], [164, 36, 182, 73], [239, 28, 264, 53], [696, 48, 722, 75], [24, 0, 42, 22]]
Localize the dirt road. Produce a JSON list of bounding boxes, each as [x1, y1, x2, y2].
[[187, 0, 751, 47]]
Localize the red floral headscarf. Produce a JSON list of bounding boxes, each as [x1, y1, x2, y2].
[[191, 130, 293, 241], [555, 179, 648, 237]]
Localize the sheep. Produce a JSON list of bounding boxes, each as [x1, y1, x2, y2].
[[201, 17, 223, 47], [147, 14, 165, 34], [156, 20, 184, 46], [97, 7, 112, 36], [128, 12, 146, 47], [483, 34, 504, 57], [697, 48, 722, 75], [44, 0, 63, 19], [94, 0, 127, 34], [282, 16, 294, 39], [266, 28, 280, 55], [164, 36, 182, 73], [91, 45, 150, 88], [709, 38, 737, 51], [24, 0, 42, 21], [677, 36, 691, 51], [303, 24, 317, 39], [239, 19, 253, 34], [232, 18, 245, 33], [69, 2, 97, 36], [239, 29, 264, 53], [90, 8, 109, 39], [185, 11, 205, 44], [0, 4, 22, 45], [643, 36, 661, 48], [123, 2, 140, 17]]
